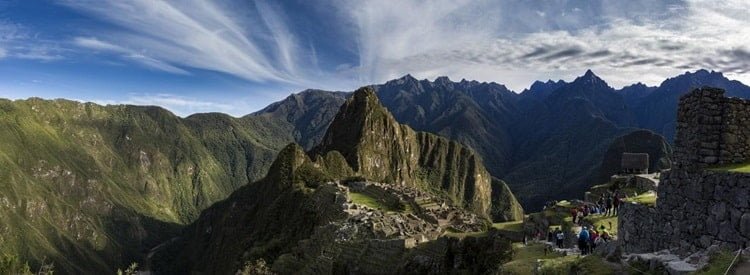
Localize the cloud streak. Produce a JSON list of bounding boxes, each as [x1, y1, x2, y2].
[[12, 0, 750, 94], [61, 0, 322, 87], [91, 93, 237, 117], [333, 0, 750, 89]]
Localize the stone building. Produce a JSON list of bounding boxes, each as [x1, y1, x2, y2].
[[620, 87, 750, 254], [621, 152, 649, 174]]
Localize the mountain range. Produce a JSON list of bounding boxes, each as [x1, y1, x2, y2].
[[0, 69, 748, 273], [152, 87, 522, 274]]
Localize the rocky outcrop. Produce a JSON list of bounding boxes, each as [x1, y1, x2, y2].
[[312, 87, 503, 219], [491, 178, 524, 221]]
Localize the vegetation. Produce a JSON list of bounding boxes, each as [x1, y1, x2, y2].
[[709, 162, 750, 173], [236, 259, 274, 275], [348, 192, 399, 212], [0, 98, 307, 273], [583, 215, 619, 236], [695, 250, 745, 275], [623, 191, 657, 206], [116, 263, 139, 275], [501, 243, 614, 274], [0, 254, 32, 275], [493, 220, 524, 232]]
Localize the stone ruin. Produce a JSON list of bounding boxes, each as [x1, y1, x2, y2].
[[673, 87, 750, 169], [620, 87, 750, 256], [323, 180, 485, 249], [621, 152, 649, 174]]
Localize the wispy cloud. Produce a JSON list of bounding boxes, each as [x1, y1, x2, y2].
[[5, 0, 750, 97], [61, 0, 323, 87], [334, 0, 750, 89], [0, 20, 67, 61], [91, 93, 237, 117], [74, 37, 189, 74]]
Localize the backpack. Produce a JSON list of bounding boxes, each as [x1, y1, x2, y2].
[[556, 232, 564, 240]]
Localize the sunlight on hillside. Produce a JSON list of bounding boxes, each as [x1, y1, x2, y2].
[[493, 220, 524, 232], [348, 192, 397, 212], [624, 191, 657, 206], [501, 243, 614, 274], [709, 162, 750, 173]]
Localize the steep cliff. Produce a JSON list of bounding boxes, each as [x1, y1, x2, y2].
[[312, 87, 499, 218]]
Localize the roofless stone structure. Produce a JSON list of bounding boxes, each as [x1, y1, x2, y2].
[[621, 152, 649, 174]]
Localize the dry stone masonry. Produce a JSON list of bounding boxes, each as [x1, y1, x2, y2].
[[621, 87, 750, 255], [674, 87, 750, 169]]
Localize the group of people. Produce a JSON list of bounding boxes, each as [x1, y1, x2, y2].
[[547, 224, 613, 254], [570, 192, 622, 224], [577, 225, 612, 255], [547, 227, 566, 248], [597, 192, 622, 217]]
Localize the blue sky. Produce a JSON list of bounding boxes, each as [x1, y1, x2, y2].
[[0, 0, 748, 116]]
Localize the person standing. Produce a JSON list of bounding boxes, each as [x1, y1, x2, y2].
[[555, 228, 565, 248], [613, 195, 622, 216], [578, 226, 590, 255], [589, 229, 599, 251], [605, 195, 613, 216], [571, 207, 578, 224]]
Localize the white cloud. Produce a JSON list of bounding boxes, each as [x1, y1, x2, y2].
[[7, 0, 750, 95], [91, 93, 237, 117], [334, 0, 750, 90], [0, 20, 67, 61], [61, 0, 325, 87], [74, 37, 126, 52], [74, 37, 189, 74]]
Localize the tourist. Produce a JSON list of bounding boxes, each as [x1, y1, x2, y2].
[[613, 195, 621, 216], [578, 226, 590, 255], [605, 195, 613, 216], [589, 228, 599, 251], [571, 207, 578, 223], [576, 210, 584, 225], [599, 225, 611, 242], [597, 196, 605, 213], [548, 229, 555, 243], [555, 228, 565, 248], [583, 205, 590, 217]]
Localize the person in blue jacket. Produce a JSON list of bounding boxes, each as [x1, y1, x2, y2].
[[578, 226, 590, 255]]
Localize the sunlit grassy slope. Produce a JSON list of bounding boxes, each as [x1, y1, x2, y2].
[[709, 162, 750, 173], [0, 98, 296, 273]]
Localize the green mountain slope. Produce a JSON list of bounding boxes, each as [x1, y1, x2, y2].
[[0, 98, 301, 273]]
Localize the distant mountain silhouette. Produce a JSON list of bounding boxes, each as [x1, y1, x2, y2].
[[630, 69, 750, 141]]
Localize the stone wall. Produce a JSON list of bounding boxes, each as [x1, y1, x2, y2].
[[620, 171, 750, 253], [621, 87, 750, 254], [674, 87, 750, 169]]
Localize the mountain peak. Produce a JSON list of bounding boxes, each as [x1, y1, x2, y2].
[[434, 76, 451, 84], [581, 69, 599, 80], [312, 86, 396, 171], [571, 69, 608, 87]]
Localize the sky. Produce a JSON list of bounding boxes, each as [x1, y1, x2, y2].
[[0, 0, 748, 116]]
